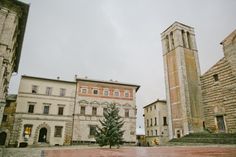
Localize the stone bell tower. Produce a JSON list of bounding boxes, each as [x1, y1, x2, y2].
[[161, 22, 203, 139]]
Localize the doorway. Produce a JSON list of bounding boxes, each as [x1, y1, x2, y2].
[[0, 132, 7, 145], [216, 115, 226, 132], [38, 127, 47, 142]]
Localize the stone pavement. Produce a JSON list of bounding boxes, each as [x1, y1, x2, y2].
[[1, 145, 236, 157]]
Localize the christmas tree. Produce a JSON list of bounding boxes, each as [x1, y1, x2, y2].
[[95, 103, 125, 148]]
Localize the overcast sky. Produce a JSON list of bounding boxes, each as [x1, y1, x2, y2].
[[9, 0, 236, 129]]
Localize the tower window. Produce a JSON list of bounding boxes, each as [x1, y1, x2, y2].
[[170, 32, 174, 49], [213, 74, 219, 82], [181, 30, 186, 47], [187, 31, 192, 49], [166, 35, 169, 52]]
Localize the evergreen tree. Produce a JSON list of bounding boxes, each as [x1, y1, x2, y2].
[[95, 103, 125, 148]]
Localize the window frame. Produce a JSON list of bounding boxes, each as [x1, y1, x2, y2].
[[58, 106, 64, 115], [92, 107, 97, 116], [45, 87, 52, 96], [80, 106, 86, 115], [43, 105, 50, 115], [54, 126, 63, 137], [60, 88, 66, 97], [89, 125, 97, 136], [125, 109, 129, 117], [32, 85, 38, 94], [28, 104, 35, 113]]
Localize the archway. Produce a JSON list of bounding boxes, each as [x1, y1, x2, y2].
[[38, 127, 47, 142], [0, 132, 7, 145]]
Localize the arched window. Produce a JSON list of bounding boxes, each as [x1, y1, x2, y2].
[[170, 32, 174, 49], [187, 31, 192, 49], [166, 35, 169, 51], [181, 30, 186, 47]]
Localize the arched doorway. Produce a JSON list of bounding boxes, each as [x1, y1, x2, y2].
[[38, 128, 47, 142], [0, 132, 7, 145]]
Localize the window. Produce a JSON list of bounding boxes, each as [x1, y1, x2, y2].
[[125, 109, 129, 117], [103, 89, 109, 96], [151, 130, 153, 136], [154, 105, 156, 110], [54, 126, 63, 137], [58, 107, 64, 115], [114, 90, 120, 97], [2, 115, 7, 122], [124, 91, 130, 97], [103, 108, 107, 115], [213, 74, 219, 82], [43, 105, 50, 114], [154, 117, 157, 126], [146, 108, 148, 112], [147, 130, 149, 136], [163, 117, 167, 126], [150, 106, 152, 111], [92, 107, 97, 116], [89, 125, 96, 136], [150, 118, 152, 126], [166, 35, 169, 51], [93, 89, 98, 95], [81, 88, 87, 94], [155, 130, 158, 136], [28, 104, 34, 113], [60, 88, 66, 96], [32, 85, 38, 93], [147, 119, 149, 127], [23, 124, 33, 138], [80, 106, 85, 115], [45, 87, 52, 95]]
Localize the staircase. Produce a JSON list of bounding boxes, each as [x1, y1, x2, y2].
[[169, 133, 236, 144]]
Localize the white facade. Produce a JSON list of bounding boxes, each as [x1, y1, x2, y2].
[[143, 100, 168, 145], [72, 78, 140, 144], [12, 75, 76, 146]]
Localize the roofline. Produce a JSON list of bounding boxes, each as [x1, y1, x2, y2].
[[1, 0, 30, 72], [220, 29, 236, 45], [161, 21, 193, 35], [143, 99, 166, 108], [76, 78, 140, 91], [21, 75, 76, 84]]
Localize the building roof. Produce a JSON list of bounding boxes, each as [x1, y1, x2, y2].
[[220, 29, 236, 45], [143, 99, 166, 108], [161, 21, 193, 35], [22, 75, 76, 84], [0, 0, 30, 72], [77, 77, 140, 92]]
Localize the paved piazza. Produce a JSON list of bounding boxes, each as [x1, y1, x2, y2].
[[43, 146, 236, 157], [2, 146, 236, 157]]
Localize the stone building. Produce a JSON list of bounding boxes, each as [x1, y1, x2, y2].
[[201, 29, 236, 133], [72, 78, 140, 144], [161, 22, 204, 139], [0, 0, 29, 125], [11, 75, 76, 146], [0, 94, 17, 146], [143, 99, 168, 145]]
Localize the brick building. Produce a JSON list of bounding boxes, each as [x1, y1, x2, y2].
[[161, 22, 204, 139], [201, 29, 236, 133], [72, 78, 140, 144]]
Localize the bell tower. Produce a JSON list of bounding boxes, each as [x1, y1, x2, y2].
[[161, 22, 203, 139]]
